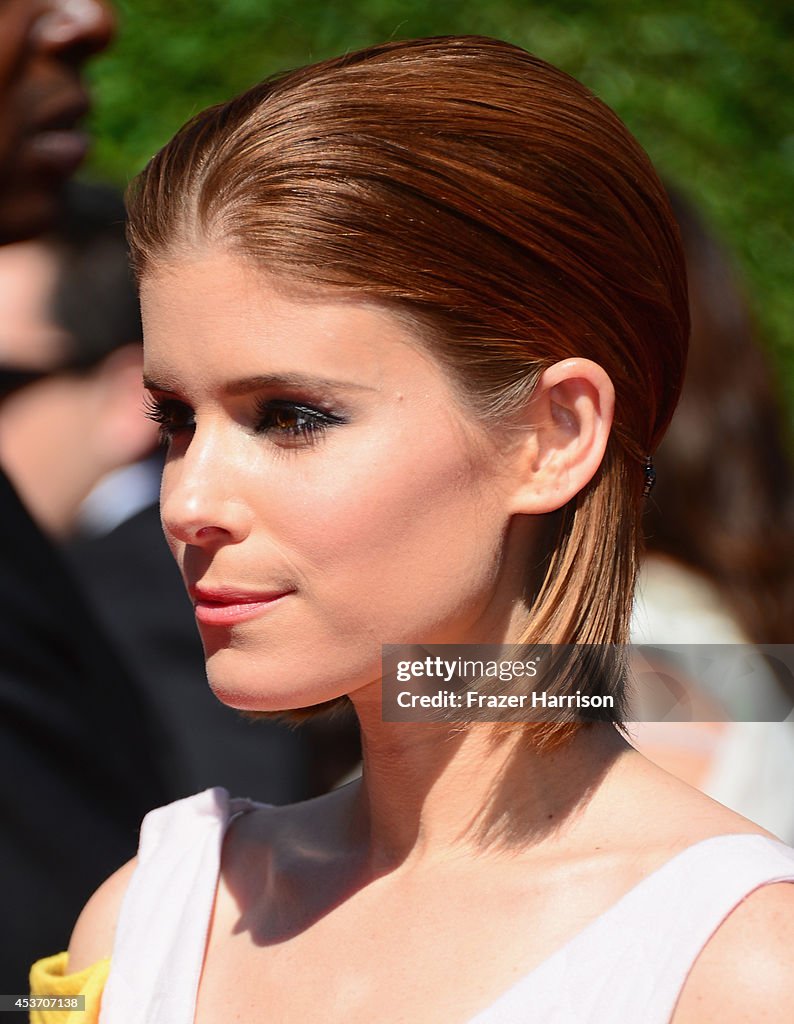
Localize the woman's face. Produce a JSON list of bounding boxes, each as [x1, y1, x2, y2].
[[141, 251, 536, 711]]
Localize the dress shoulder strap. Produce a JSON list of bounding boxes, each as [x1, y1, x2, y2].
[[477, 834, 794, 1024], [99, 787, 262, 1024]]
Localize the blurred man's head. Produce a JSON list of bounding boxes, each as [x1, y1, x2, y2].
[[0, 0, 115, 243]]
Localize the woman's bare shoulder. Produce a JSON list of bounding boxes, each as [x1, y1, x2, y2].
[[66, 857, 138, 972], [672, 880, 794, 1023], [615, 747, 780, 846]]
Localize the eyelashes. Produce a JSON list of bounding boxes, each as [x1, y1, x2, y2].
[[143, 394, 347, 450], [143, 395, 194, 446]]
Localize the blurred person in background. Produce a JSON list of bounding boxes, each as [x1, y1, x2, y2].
[[631, 186, 794, 841], [0, 0, 169, 1004], [0, 181, 157, 538], [0, 0, 112, 242]]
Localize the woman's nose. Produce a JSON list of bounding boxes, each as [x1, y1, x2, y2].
[[160, 456, 253, 549], [33, 0, 116, 59]]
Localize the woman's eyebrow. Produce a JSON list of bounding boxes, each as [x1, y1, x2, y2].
[[142, 373, 180, 393], [222, 373, 376, 396], [142, 372, 376, 395]]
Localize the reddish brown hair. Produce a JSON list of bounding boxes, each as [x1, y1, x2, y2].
[[127, 36, 689, 745]]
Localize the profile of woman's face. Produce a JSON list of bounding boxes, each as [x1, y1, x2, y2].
[[141, 250, 536, 711]]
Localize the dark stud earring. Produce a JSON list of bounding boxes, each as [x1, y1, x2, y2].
[[642, 456, 656, 498]]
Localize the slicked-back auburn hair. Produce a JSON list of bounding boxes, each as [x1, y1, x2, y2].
[[127, 36, 688, 747]]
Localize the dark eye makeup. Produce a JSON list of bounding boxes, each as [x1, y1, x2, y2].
[[143, 393, 347, 449], [252, 398, 347, 446]]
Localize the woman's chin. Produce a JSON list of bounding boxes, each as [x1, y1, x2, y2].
[[203, 646, 383, 712], [205, 665, 349, 714], [208, 680, 314, 713]]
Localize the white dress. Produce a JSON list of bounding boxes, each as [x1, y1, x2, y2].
[[100, 787, 794, 1024]]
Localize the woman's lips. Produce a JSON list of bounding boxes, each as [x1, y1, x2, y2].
[[192, 590, 293, 626]]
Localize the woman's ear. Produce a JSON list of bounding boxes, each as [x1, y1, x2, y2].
[[507, 358, 614, 514]]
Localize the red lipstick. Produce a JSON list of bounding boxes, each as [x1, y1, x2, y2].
[[189, 586, 293, 626]]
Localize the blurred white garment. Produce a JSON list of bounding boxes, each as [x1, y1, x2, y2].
[[631, 555, 794, 843], [633, 555, 746, 645], [76, 454, 161, 536]]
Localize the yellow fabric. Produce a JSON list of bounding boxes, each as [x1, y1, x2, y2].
[[28, 952, 109, 1024]]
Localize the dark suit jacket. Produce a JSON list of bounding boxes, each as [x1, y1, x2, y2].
[[0, 469, 169, 1001]]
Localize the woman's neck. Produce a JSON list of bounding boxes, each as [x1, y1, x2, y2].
[[345, 691, 630, 874]]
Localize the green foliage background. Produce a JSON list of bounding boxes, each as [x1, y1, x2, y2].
[[85, 0, 794, 407]]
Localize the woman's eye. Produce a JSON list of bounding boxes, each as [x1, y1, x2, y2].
[[142, 395, 345, 449], [143, 395, 195, 445], [254, 399, 345, 447]]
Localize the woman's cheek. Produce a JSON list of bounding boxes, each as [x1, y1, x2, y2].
[[269, 437, 504, 639]]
